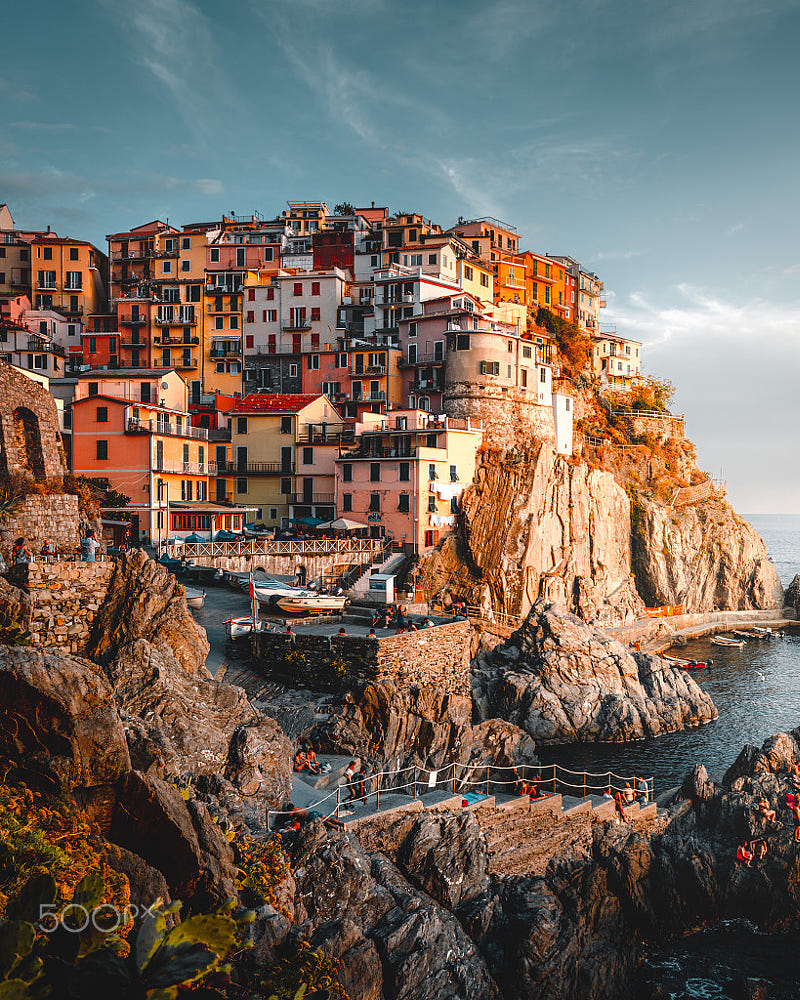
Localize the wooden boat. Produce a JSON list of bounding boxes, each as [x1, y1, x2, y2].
[[276, 594, 349, 614], [184, 586, 205, 610], [751, 626, 778, 638], [254, 578, 311, 605], [710, 635, 744, 648], [225, 615, 265, 640], [662, 654, 711, 669]]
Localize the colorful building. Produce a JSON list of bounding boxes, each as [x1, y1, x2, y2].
[[591, 333, 642, 386], [31, 236, 107, 321], [228, 393, 344, 528], [335, 409, 483, 552]]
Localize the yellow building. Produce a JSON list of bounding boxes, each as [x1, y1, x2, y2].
[[281, 202, 330, 235], [149, 228, 205, 381], [229, 393, 344, 528], [31, 236, 107, 320], [592, 333, 642, 387]]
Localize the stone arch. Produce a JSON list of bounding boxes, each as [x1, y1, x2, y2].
[[10, 407, 47, 481]]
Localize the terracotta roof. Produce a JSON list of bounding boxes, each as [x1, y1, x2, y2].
[[229, 393, 326, 415]]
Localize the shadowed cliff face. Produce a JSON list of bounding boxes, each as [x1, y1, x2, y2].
[[632, 498, 783, 611], [420, 443, 782, 619]]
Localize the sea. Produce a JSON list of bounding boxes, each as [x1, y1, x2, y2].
[[539, 513, 800, 999]]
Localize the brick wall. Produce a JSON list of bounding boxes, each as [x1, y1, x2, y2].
[[256, 620, 472, 695], [0, 494, 84, 564], [0, 363, 65, 482], [8, 560, 115, 654]]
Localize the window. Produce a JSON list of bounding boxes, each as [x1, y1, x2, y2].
[[450, 496, 459, 514], [307, 354, 320, 370], [237, 477, 248, 494], [480, 272, 489, 287], [464, 265, 473, 281], [410, 254, 422, 266], [162, 260, 172, 273], [370, 463, 381, 482], [369, 492, 380, 512], [38, 270, 56, 288], [96, 406, 108, 423], [427, 495, 436, 513], [96, 440, 108, 460], [280, 478, 292, 495], [236, 417, 248, 434], [508, 365, 512, 378], [322, 381, 340, 396], [343, 493, 353, 512], [311, 281, 320, 296], [336, 352, 347, 368], [280, 415, 292, 434], [521, 369, 528, 387], [456, 334, 470, 351], [408, 321, 417, 338], [216, 362, 225, 373], [181, 237, 191, 250], [229, 315, 239, 330], [69, 247, 79, 260], [522, 345, 532, 359], [428, 254, 437, 265], [210, 248, 220, 262], [540, 367, 547, 382], [398, 493, 410, 513], [246, 310, 255, 323], [89, 337, 97, 353], [43, 246, 52, 260], [566, 398, 571, 411], [268, 309, 277, 322], [181, 260, 190, 272], [246, 335, 254, 349], [450, 465, 458, 482], [293, 282, 303, 296], [507, 340, 513, 352], [65, 271, 82, 289], [342, 463, 353, 482], [428, 463, 437, 481], [311, 307, 320, 321], [480, 361, 500, 375], [407, 344, 417, 364], [215, 316, 224, 330], [267, 286, 275, 300], [424, 529, 438, 547], [288, 363, 298, 377], [67, 325, 77, 337], [302, 447, 314, 465], [264, 247, 273, 261]]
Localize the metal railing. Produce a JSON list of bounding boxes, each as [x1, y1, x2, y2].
[[168, 538, 384, 559], [291, 492, 334, 504], [266, 759, 654, 825], [218, 461, 294, 474], [612, 409, 684, 421], [155, 460, 216, 475], [126, 419, 208, 440]]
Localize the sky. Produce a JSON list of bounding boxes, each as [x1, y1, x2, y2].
[[1, 0, 798, 513]]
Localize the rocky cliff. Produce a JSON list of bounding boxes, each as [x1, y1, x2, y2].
[[420, 435, 782, 620], [632, 496, 783, 611], [473, 604, 717, 743], [420, 442, 643, 623]]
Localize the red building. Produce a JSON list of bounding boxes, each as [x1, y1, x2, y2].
[[312, 230, 356, 273]]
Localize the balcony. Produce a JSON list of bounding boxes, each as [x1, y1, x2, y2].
[[155, 460, 216, 475], [412, 380, 443, 393], [120, 315, 147, 325], [156, 335, 199, 346], [119, 340, 146, 349], [291, 492, 335, 504], [398, 353, 445, 367], [349, 365, 386, 376], [281, 320, 312, 332], [351, 391, 386, 402], [172, 359, 198, 369], [26, 339, 66, 357], [210, 344, 241, 358], [111, 248, 155, 261], [217, 461, 295, 475], [126, 419, 208, 440]]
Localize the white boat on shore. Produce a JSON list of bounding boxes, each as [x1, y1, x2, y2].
[[276, 593, 349, 614], [184, 586, 205, 610], [225, 615, 265, 640], [254, 578, 310, 605]]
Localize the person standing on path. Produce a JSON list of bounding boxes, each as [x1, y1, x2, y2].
[[80, 530, 100, 563]]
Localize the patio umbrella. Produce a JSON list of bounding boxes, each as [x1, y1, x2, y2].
[[165, 536, 184, 545], [292, 516, 325, 527], [184, 532, 204, 543], [215, 529, 238, 541], [318, 517, 368, 531]]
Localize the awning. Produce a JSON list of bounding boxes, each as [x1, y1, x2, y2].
[[318, 517, 369, 531]]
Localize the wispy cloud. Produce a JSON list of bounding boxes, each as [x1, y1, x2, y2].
[[591, 249, 645, 262], [725, 221, 745, 236], [195, 178, 223, 196], [0, 76, 36, 102], [102, 0, 239, 147], [9, 121, 111, 134]]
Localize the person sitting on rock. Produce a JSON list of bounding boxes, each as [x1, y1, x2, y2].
[[603, 787, 613, 799], [756, 794, 776, 823], [736, 842, 754, 866], [12, 537, 31, 565], [276, 802, 344, 833], [337, 626, 347, 636], [367, 628, 377, 638], [40, 538, 56, 564], [422, 618, 434, 628], [623, 782, 635, 805], [346, 766, 367, 803], [512, 766, 539, 798], [636, 776, 649, 805], [294, 748, 322, 775], [751, 839, 768, 861], [614, 792, 627, 820]]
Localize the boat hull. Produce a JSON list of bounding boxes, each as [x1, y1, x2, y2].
[[276, 595, 349, 614]]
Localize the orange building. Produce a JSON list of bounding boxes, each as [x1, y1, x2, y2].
[[31, 236, 107, 321]]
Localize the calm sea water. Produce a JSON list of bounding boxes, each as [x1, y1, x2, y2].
[[539, 514, 800, 793]]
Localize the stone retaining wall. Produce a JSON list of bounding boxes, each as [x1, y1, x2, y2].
[[8, 560, 115, 654], [445, 384, 556, 450], [0, 494, 83, 564], [610, 607, 796, 649], [256, 620, 472, 695]]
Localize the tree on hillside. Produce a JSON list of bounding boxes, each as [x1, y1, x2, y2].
[[535, 307, 593, 380], [333, 202, 355, 216]]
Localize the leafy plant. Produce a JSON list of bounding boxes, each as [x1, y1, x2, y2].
[[234, 836, 290, 911], [0, 612, 32, 647]]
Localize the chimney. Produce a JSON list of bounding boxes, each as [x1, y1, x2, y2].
[[371, 201, 375, 209], [46, 225, 50, 234]]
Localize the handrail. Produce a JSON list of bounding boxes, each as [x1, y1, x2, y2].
[[167, 538, 384, 559], [266, 758, 655, 825]]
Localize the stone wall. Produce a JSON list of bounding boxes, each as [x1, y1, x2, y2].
[[256, 620, 472, 695], [8, 560, 115, 654], [624, 413, 685, 443], [444, 384, 556, 451], [0, 363, 65, 483], [0, 494, 84, 564]]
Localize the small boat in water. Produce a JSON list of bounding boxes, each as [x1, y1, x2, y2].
[[662, 654, 711, 669], [184, 586, 205, 610], [710, 635, 744, 648], [751, 626, 779, 638], [276, 593, 349, 614], [225, 615, 265, 640]]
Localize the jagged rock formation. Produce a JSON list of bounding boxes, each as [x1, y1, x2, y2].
[[472, 604, 717, 743], [311, 681, 538, 774], [86, 550, 293, 799], [420, 442, 644, 622], [783, 573, 800, 614], [632, 498, 783, 611]]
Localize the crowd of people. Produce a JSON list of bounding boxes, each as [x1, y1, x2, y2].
[[4, 530, 102, 570], [369, 604, 434, 633]]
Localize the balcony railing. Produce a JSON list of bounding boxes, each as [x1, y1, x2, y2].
[[350, 391, 386, 402], [398, 353, 445, 367], [156, 335, 199, 346], [412, 381, 443, 392], [111, 249, 155, 261], [26, 339, 66, 356], [171, 359, 198, 369], [216, 461, 295, 474], [118, 339, 146, 349], [126, 419, 208, 440], [281, 320, 312, 332], [120, 315, 147, 325], [155, 460, 216, 475], [210, 345, 241, 358], [349, 365, 386, 376], [292, 493, 335, 504]]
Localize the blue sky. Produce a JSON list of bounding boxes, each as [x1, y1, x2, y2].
[[2, 0, 798, 512]]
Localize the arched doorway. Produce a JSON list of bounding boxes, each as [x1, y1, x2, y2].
[[11, 407, 46, 481]]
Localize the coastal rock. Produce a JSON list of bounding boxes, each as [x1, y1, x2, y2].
[[289, 822, 500, 999], [0, 646, 130, 793], [473, 604, 718, 743], [783, 573, 800, 613], [312, 680, 539, 775], [632, 499, 783, 612], [419, 443, 643, 623], [397, 811, 487, 908]]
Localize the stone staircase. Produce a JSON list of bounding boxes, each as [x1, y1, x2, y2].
[[474, 793, 660, 877]]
